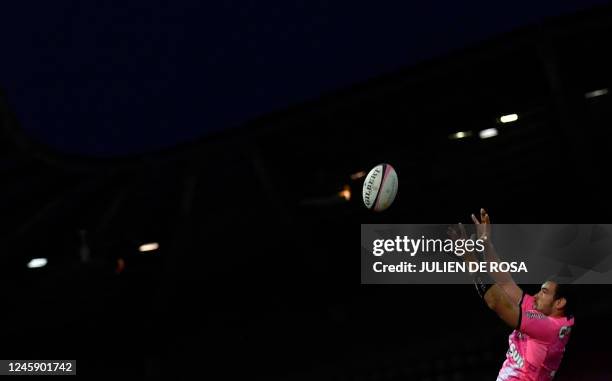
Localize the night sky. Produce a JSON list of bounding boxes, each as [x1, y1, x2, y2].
[[1, 1, 610, 157]]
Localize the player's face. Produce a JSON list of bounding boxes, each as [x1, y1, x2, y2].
[[533, 281, 557, 315]]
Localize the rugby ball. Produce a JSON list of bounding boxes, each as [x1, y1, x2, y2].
[[362, 163, 398, 212]]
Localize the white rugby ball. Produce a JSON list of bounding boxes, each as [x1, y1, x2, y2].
[[362, 163, 398, 212]]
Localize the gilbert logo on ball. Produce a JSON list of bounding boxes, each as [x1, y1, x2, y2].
[[362, 163, 398, 212]]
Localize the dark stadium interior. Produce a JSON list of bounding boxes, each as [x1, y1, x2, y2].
[[2, 3, 612, 380]]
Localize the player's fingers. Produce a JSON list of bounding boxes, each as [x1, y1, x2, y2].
[[449, 225, 462, 240], [458, 222, 467, 238], [471, 213, 480, 225]]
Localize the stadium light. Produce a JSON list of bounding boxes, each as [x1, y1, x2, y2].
[[350, 171, 366, 180], [339, 185, 351, 201], [479, 128, 498, 139], [584, 88, 608, 99], [449, 131, 472, 140], [139, 242, 159, 252], [500, 114, 518, 123], [27, 258, 48, 269]]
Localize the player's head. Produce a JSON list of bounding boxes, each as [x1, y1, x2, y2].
[[534, 280, 572, 318]]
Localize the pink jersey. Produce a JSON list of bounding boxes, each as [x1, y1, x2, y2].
[[496, 293, 574, 381]]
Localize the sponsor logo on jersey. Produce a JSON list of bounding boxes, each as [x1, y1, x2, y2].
[[526, 311, 546, 319], [507, 343, 524, 369], [559, 326, 571, 339], [497, 363, 519, 381]]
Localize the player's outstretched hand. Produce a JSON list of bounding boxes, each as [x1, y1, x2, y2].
[[471, 208, 491, 242], [446, 223, 478, 263], [447, 222, 467, 241]]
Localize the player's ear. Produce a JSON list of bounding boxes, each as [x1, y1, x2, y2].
[[555, 297, 567, 311]]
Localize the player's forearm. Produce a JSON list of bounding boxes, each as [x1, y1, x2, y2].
[[482, 239, 515, 285], [462, 250, 478, 264], [483, 284, 520, 328]]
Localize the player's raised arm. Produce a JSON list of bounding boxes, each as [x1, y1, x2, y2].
[[483, 284, 521, 328], [472, 208, 523, 305], [448, 223, 521, 327]]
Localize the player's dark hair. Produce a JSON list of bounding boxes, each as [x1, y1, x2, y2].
[[550, 281, 574, 318]]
